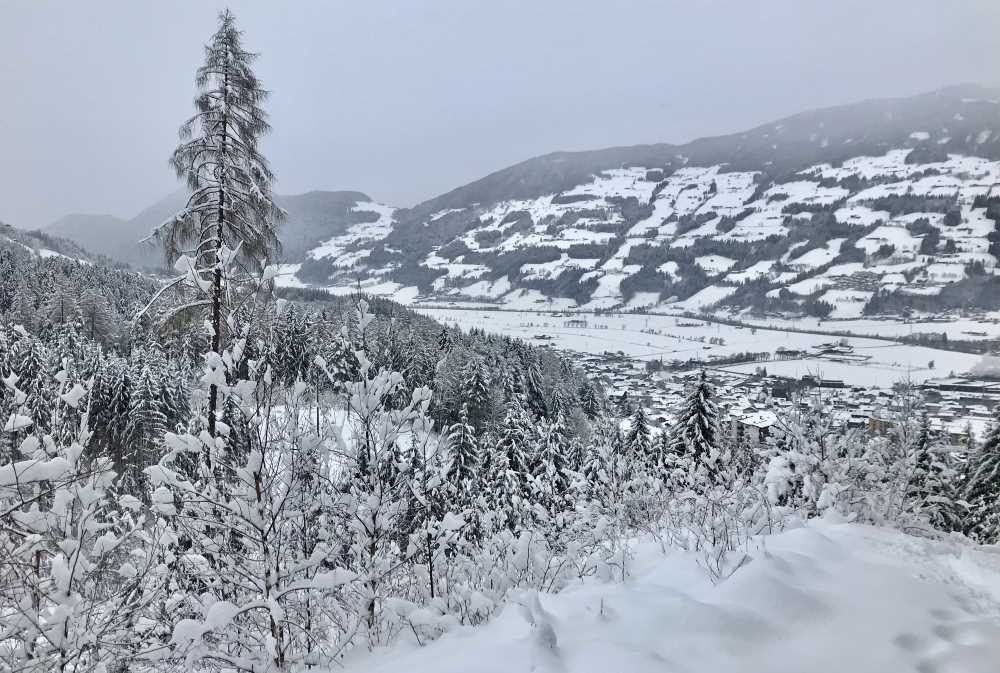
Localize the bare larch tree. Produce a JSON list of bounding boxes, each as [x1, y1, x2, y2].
[[154, 8, 283, 438]]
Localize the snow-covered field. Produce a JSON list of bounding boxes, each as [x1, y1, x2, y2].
[[724, 314, 1000, 341], [350, 520, 1000, 673], [417, 308, 978, 387]]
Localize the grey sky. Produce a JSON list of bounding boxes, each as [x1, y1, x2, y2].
[[1, 0, 998, 227]]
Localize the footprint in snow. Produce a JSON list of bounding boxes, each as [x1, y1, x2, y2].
[[902, 606, 1000, 673]]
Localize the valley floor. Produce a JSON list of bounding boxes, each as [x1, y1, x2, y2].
[[349, 520, 1000, 673], [416, 307, 979, 387]]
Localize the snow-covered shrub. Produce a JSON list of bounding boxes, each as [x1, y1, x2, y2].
[[0, 375, 170, 673]]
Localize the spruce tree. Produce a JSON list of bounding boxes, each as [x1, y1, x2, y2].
[[625, 404, 652, 461], [490, 398, 534, 528], [125, 365, 168, 492], [578, 379, 603, 420], [437, 327, 454, 353], [77, 287, 117, 345], [497, 399, 532, 485], [463, 358, 492, 431], [155, 8, 283, 439], [446, 403, 480, 501], [908, 413, 933, 500], [532, 414, 572, 512], [524, 357, 548, 419], [963, 414, 1000, 542], [90, 357, 132, 477], [906, 413, 963, 531], [16, 338, 52, 439], [670, 370, 720, 485]]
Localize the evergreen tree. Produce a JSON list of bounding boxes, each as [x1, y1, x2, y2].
[[90, 356, 133, 476], [464, 358, 492, 431], [490, 398, 534, 528], [77, 287, 117, 345], [16, 338, 52, 438], [155, 8, 283, 438], [437, 326, 454, 353], [625, 404, 652, 462], [498, 398, 532, 482], [532, 414, 572, 512], [655, 428, 679, 486], [963, 414, 1000, 542], [908, 413, 933, 500], [125, 365, 168, 492], [670, 370, 721, 486], [44, 283, 78, 326], [446, 403, 480, 501], [907, 414, 964, 531], [524, 356, 548, 419], [578, 379, 603, 420]]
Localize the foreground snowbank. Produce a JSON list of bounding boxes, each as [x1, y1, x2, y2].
[[349, 520, 1000, 673]]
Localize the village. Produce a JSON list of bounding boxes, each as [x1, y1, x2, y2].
[[570, 346, 1000, 451]]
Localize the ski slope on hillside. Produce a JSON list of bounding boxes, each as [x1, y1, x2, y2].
[[350, 521, 1000, 673]]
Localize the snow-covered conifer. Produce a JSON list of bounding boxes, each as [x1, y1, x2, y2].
[[446, 403, 480, 502], [125, 365, 168, 493], [963, 412, 1000, 542], [670, 371, 721, 486], [152, 8, 283, 438], [78, 287, 118, 345], [625, 404, 652, 462]]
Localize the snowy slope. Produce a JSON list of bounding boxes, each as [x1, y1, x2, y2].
[[0, 222, 97, 264], [351, 520, 1000, 673], [270, 87, 1000, 317]]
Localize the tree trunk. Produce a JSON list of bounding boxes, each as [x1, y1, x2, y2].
[[206, 65, 229, 446]]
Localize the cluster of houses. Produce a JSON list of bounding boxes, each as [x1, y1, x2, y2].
[[572, 349, 997, 450]]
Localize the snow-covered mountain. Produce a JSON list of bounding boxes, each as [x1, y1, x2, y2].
[[0, 221, 104, 265], [280, 84, 1000, 318], [44, 84, 1000, 317]]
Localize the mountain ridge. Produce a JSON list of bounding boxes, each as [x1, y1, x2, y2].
[[41, 189, 375, 270], [294, 83, 1000, 318]]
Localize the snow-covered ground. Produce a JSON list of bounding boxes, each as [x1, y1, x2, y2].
[[349, 520, 1000, 673], [722, 314, 1000, 341], [416, 308, 978, 387]]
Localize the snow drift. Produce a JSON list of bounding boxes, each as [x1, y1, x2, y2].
[[349, 520, 1000, 673]]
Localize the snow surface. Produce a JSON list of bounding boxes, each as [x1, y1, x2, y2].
[[695, 254, 737, 274], [416, 308, 977, 387], [726, 261, 774, 283], [349, 520, 1000, 673], [855, 226, 920, 256], [720, 314, 993, 339], [309, 201, 396, 268], [786, 239, 844, 269], [671, 285, 738, 311]]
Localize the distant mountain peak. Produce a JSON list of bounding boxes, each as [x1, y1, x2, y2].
[[43, 189, 380, 271]]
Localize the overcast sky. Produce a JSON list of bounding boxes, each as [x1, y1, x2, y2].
[[1, 0, 998, 227]]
